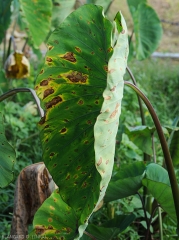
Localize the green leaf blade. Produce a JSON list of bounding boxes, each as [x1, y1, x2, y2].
[[0, 112, 16, 188], [142, 163, 177, 222], [19, 0, 52, 47], [105, 162, 146, 202]]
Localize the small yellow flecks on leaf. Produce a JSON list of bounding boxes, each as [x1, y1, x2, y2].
[[4, 50, 30, 79]]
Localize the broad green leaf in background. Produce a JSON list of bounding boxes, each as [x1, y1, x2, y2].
[[127, 0, 146, 14], [95, 0, 114, 13], [125, 125, 155, 156], [142, 163, 177, 222], [0, 0, 12, 44], [51, 0, 76, 29], [127, 1, 162, 60], [19, 0, 52, 48], [104, 162, 146, 202], [81, 214, 136, 240], [0, 112, 16, 188], [168, 117, 179, 165], [34, 4, 128, 239], [29, 189, 78, 239]]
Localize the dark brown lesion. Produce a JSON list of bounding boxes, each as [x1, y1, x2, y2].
[[43, 88, 54, 99], [75, 47, 81, 53], [61, 52, 76, 63], [66, 71, 88, 83], [40, 79, 49, 86], [46, 96, 63, 109], [46, 57, 53, 62]]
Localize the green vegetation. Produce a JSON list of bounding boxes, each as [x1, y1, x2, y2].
[[0, 0, 179, 239]]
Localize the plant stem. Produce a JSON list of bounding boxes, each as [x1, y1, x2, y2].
[[137, 192, 149, 226], [84, 231, 97, 240], [126, 66, 145, 125], [158, 207, 164, 240], [145, 205, 159, 240], [124, 81, 179, 228], [0, 88, 44, 118]]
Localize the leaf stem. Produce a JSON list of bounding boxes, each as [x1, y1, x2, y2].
[[0, 88, 44, 118], [124, 81, 179, 227]]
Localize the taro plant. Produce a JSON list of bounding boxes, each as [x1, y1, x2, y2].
[[0, 1, 179, 240]]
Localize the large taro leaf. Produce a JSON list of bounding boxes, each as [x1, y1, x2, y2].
[[0, 112, 16, 188], [142, 163, 177, 222], [34, 4, 128, 239], [104, 162, 146, 202], [19, 0, 52, 48], [127, 1, 162, 60], [0, 0, 12, 44]]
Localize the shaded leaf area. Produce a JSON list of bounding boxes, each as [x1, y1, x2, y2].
[[125, 125, 155, 156], [169, 129, 179, 166], [0, 112, 16, 188], [52, 0, 76, 29], [142, 163, 177, 222], [35, 3, 113, 232], [29, 189, 78, 239], [104, 162, 146, 202], [0, 0, 12, 44], [127, 0, 162, 60], [81, 214, 135, 240], [19, 0, 52, 48]]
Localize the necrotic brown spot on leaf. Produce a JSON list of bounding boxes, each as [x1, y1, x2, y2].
[[50, 152, 55, 157], [40, 79, 48, 86], [78, 100, 83, 105], [61, 52, 76, 62], [97, 157, 102, 166], [46, 96, 62, 109], [67, 71, 87, 83], [40, 69, 44, 74], [46, 57, 53, 62], [53, 2, 60, 6], [35, 226, 45, 234], [54, 40, 59, 44], [103, 65, 108, 72], [48, 45, 53, 50], [43, 88, 54, 99], [60, 127, 67, 134], [75, 47, 81, 53], [39, 116, 46, 125], [107, 47, 113, 53]]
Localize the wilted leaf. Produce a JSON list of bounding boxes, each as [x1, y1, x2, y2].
[[0, 112, 16, 188], [4, 51, 30, 79]]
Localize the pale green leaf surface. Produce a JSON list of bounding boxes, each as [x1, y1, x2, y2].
[[19, 0, 52, 47], [93, 10, 128, 211], [127, 0, 146, 15], [0, 112, 16, 188]]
